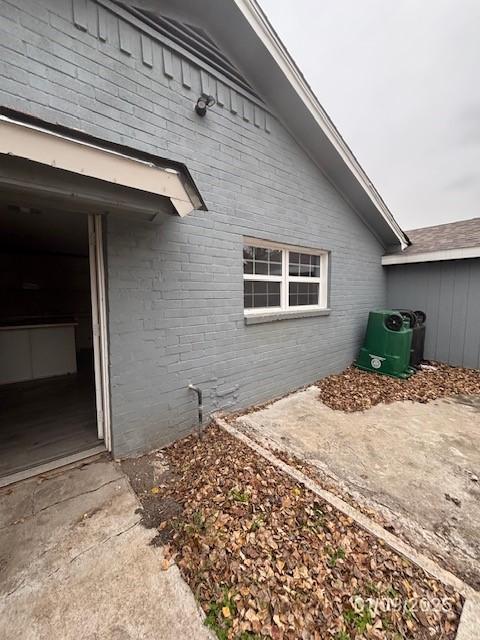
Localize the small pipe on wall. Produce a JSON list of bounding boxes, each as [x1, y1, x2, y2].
[[188, 383, 203, 439]]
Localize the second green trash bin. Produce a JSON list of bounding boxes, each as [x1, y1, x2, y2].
[[355, 309, 415, 379]]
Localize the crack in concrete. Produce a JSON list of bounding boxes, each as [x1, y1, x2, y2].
[[0, 477, 125, 533], [2, 520, 141, 601], [63, 520, 141, 567], [5, 577, 28, 599], [31, 476, 124, 518]]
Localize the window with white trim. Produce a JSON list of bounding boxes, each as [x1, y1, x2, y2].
[[243, 239, 329, 314]]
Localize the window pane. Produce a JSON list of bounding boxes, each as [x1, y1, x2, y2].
[[269, 250, 282, 275], [288, 282, 319, 306], [263, 281, 281, 308], [254, 261, 269, 275], [253, 247, 267, 261], [269, 249, 282, 263], [244, 294, 253, 308], [244, 280, 280, 309], [245, 246, 283, 276], [255, 294, 268, 307], [291, 252, 321, 277], [254, 281, 267, 294], [270, 261, 282, 276], [289, 281, 298, 306], [269, 292, 280, 306], [299, 254, 311, 276], [244, 280, 253, 308], [243, 246, 254, 274], [289, 252, 300, 276]]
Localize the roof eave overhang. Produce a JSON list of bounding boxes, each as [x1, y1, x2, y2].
[[382, 246, 480, 265], [231, 0, 408, 250]]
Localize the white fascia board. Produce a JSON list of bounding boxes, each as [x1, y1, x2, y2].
[[233, 0, 408, 250], [0, 115, 196, 216], [382, 246, 480, 265]]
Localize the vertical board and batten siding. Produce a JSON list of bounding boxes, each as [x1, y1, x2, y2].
[[386, 260, 480, 368], [0, 0, 388, 455]]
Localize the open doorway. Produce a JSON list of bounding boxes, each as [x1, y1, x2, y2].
[[0, 206, 108, 482]]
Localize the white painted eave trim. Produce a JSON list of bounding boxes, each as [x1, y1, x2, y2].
[[233, 0, 408, 250], [0, 115, 199, 217], [382, 246, 480, 265]]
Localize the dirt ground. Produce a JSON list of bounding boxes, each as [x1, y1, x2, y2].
[[235, 387, 480, 591], [121, 450, 183, 546], [122, 425, 463, 640]]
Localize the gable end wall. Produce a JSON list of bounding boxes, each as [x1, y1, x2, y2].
[[0, 0, 387, 455]]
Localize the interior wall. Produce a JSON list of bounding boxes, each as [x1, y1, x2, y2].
[[0, 202, 93, 352], [0, 252, 92, 349]]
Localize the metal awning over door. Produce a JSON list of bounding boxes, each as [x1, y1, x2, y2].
[[0, 108, 206, 221]]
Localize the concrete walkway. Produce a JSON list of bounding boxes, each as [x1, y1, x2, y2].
[[236, 387, 480, 589], [0, 458, 213, 640]]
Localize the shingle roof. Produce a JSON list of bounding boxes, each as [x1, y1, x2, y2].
[[388, 217, 480, 255]]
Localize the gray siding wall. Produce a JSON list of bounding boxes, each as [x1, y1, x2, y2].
[[386, 260, 480, 368], [0, 0, 388, 456]]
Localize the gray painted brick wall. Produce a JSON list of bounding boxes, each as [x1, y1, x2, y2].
[[0, 0, 388, 456]]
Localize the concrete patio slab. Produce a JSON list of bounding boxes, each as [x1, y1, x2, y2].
[[235, 386, 480, 589], [0, 458, 213, 640]]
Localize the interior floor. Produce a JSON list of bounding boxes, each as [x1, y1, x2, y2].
[[0, 353, 99, 478]]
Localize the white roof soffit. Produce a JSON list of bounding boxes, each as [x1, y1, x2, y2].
[[382, 246, 480, 265], [229, 0, 408, 250], [0, 114, 203, 217]]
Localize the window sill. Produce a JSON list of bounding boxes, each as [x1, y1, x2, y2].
[[244, 308, 331, 325]]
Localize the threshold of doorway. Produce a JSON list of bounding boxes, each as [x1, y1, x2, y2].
[[0, 444, 106, 488]]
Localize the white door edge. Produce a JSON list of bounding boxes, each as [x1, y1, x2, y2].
[[88, 214, 112, 451]]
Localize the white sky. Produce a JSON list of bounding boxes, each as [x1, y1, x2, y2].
[[258, 0, 480, 230]]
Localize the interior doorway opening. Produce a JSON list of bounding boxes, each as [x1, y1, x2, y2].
[[0, 205, 109, 483]]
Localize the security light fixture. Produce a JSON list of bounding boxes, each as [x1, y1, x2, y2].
[[195, 94, 216, 117]]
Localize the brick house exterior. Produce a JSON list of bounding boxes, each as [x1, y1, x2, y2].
[[0, 0, 407, 456]]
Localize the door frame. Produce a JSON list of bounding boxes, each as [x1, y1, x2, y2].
[[88, 214, 112, 451]]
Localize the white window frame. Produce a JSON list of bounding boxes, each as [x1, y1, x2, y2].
[[243, 237, 329, 316]]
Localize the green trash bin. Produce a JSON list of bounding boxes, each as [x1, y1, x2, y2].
[[355, 310, 415, 379]]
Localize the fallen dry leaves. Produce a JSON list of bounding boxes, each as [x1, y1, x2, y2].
[[124, 425, 462, 640], [316, 363, 480, 412]]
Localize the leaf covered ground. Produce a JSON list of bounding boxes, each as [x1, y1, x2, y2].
[[123, 425, 462, 640], [316, 363, 480, 412]]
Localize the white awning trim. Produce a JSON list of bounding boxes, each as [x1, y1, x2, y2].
[[382, 246, 480, 265], [0, 115, 198, 217]]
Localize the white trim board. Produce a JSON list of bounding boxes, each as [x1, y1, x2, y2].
[[382, 246, 480, 265], [88, 214, 112, 452], [0, 115, 198, 217]]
